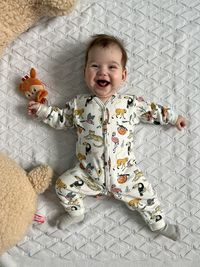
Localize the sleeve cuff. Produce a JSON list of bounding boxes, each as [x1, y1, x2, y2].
[[36, 105, 50, 119], [169, 112, 178, 125]]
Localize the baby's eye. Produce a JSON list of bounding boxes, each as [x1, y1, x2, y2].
[[109, 65, 117, 69], [33, 88, 37, 92], [91, 64, 98, 68]]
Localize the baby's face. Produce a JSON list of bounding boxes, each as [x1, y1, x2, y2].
[[84, 44, 127, 102]]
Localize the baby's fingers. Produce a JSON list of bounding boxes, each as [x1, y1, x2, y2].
[[28, 101, 38, 108], [175, 115, 187, 131], [28, 108, 37, 115], [28, 101, 40, 115]]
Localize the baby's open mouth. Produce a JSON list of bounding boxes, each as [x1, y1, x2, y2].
[[96, 80, 110, 87]]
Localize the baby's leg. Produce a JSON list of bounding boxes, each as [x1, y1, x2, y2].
[[55, 167, 102, 230], [121, 171, 180, 241], [55, 175, 85, 229]]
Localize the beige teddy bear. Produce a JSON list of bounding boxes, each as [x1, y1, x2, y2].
[[0, 153, 53, 255], [0, 0, 77, 57]]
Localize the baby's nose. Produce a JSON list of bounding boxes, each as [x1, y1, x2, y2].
[[98, 66, 108, 76]]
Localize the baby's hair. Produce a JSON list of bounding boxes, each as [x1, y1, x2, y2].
[[85, 34, 127, 69]]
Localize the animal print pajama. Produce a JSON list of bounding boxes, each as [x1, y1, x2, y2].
[[36, 93, 178, 231]]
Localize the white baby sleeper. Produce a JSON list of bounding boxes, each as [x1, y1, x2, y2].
[[36, 93, 178, 231]]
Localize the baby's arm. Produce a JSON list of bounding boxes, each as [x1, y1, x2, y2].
[[28, 100, 74, 129], [135, 96, 186, 130]]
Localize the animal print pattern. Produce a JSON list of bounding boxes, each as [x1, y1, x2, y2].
[[37, 93, 177, 230]]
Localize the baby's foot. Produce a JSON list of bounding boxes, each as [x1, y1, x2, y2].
[[57, 214, 84, 230], [159, 223, 180, 241]]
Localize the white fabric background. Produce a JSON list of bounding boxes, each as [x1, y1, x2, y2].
[[0, 0, 200, 266]]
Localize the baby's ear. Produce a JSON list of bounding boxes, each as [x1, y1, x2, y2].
[[122, 68, 127, 81]]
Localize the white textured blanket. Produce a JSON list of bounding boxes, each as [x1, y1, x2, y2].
[[0, 0, 199, 266]]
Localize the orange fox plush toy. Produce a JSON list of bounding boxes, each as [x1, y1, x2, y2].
[[19, 68, 48, 104]]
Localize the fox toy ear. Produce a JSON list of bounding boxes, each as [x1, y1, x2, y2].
[[19, 83, 25, 92], [30, 68, 36, 79], [19, 84, 22, 91]]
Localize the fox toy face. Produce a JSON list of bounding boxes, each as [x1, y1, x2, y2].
[[19, 68, 48, 103]]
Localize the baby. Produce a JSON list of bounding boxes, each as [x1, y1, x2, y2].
[[28, 34, 186, 241]]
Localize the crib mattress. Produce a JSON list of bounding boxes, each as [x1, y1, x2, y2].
[[0, 0, 200, 266]]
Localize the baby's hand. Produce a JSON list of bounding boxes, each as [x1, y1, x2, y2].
[[28, 101, 41, 116], [175, 115, 187, 131]]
